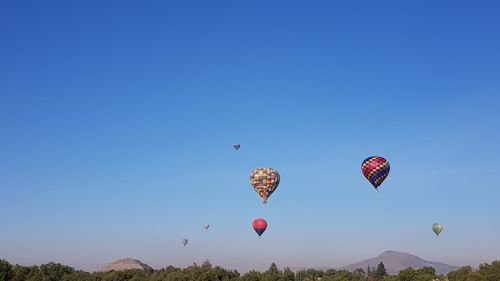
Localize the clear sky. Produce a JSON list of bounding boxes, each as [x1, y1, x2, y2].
[[1, 0, 499, 273]]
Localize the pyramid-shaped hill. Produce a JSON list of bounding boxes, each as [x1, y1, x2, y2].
[[99, 258, 152, 272]]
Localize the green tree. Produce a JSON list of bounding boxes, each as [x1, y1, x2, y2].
[[0, 260, 14, 281], [12, 265, 35, 281], [374, 262, 387, 279], [28, 262, 75, 281], [330, 270, 361, 281], [397, 268, 417, 281], [267, 263, 280, 275], [415, 267, 436, 281], [353, 268, 365, 277], [201, 259, 213, 270], [62, 271, 99, 281], [282, 267, 295, 281], [466, 272, 484, 281], [240, 270, 263, 281], [295, 270, 305, 281], [263, 262, 284, 281], [305, 269, 322, 280], [447, 266, 472, 281], [478, 260, 500, 281]]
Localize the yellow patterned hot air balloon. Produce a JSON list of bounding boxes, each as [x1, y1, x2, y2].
[[250, 168, 280, 204]]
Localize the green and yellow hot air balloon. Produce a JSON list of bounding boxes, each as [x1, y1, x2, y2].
[[432, 223, 443, 236]]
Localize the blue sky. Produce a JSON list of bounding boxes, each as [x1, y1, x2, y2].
[[1, 0, 499, 272]]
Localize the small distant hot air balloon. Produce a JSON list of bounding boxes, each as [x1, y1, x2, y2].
[[182, 239, 188, 246], [203, 224, 209, 230], [361, 156, 390, 192], [233, 144, 240, 151], [432, 223, 443, 236], [250, 168, 280, 204], [252, 218, 267, 237]]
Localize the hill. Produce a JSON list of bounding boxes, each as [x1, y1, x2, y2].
[[99, 258, 152, 272], [338, 250, 459, 275]]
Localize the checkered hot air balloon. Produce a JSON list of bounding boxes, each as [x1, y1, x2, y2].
[[250, 168, 280, 204], [361, 156, 390, 192]]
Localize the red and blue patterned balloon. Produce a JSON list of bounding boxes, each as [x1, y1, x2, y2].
[[252, 218, 267, 237], [361, 156, 390, 191]]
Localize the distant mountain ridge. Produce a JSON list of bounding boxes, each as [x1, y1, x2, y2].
[[338, 250, 459, 275], [290, 250, 458, 275]]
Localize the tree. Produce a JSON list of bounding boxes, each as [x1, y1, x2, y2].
[[353, 268, 365, 277], [240, 270, 263, 281], [0, 260, 14, 281], [267, 263, 280, 275], [282, 267, 295, 281], [414, 267, 436, 281], [397, 268, 417, 281], [375, 262, 387, 279], [29, 262, 75, 281], [295, 270, 306, 281], [447, 266, 472, 281], [12, 265, 35, 281], [263, 262, 284, 281], [201, 259, 213, 270], [478, 260, 500, 281], [466, 272, 484, 281], [62, 271, 98, 281]]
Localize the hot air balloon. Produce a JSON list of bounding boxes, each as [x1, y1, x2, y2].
[[250, 168, 280, 204], [203, 224, 209, 230], [233, 144, 240, 151], [252, 218, 267, 237], [432, 223, 443, 236], [361, 156, 390, 192], [182, 239, 188, 246]]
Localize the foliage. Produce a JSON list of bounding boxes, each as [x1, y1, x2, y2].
[[0, 258, 499, 281], [0, 260, 14, 281]]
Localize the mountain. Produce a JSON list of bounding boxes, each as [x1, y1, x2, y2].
[[99, 258, 152, 272], [338, 250, 459, 275]]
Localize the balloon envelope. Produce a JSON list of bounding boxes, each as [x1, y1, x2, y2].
[[203, 224, 209, 230], [250, 168, 280, 204], [182, 239, 188, 246], [233, 144, 240, 150], [361, 156, 390, 191], [252, 218, 268, 237], [433, 223, 443, 236]]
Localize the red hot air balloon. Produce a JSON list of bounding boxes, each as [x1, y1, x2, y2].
[[252, 218, 267, 237]]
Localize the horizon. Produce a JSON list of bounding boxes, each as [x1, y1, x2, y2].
[[0, 249, 484, 273], [1, 0, 500, 274]]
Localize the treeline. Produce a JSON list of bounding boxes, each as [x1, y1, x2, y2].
[[1, 259, 500, 281]]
